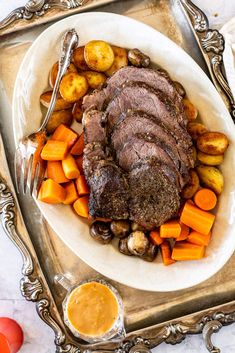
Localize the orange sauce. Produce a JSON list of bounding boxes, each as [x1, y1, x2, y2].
[[66, 282, 119, 337]]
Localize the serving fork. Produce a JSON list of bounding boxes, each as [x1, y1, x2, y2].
[[14, 28, 78, 196]]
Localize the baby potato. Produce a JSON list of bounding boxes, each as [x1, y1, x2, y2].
[[183, 99, 198, 121], [187, 122, 207, 141], [105, 46, 128, 76], [81, 71, 106, 89], [72, 101, 83, 122], [59, 72, 88, 103], [84, 40, 114, 72], [73, 46, 89, 71], [181, 169, 200, 199], [196, 165, 224, 195], [197, 132, 229, 155], [197, 151, 224, 166], [49, 62, 77, 88], [40, 91, 73, 111], [46, 109, 73, 134]]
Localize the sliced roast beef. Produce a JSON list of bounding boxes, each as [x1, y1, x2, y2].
[[128, 162, 181, 229], [83, 109, 106, 145], [83, 142, 108, 178]]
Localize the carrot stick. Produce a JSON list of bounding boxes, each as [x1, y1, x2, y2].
[[187, 230, 211, 246], [38, 178, 66, 204], [52, 124, 78, 149], [62, 154, 80, 179], [176, 222, 190, 241], [172, 242, 205, 261], [63, 181, 78, 205], [41, 140, 68, 160], [194, 188, 217, 211], [76, 155, 84, 174], [70, 132, 85, 155], [73, 196, 89, 218], [180, 201, 215, 235], [76, 175, 90, 196], [160, 220, 181, 238], [160, 241, 176, 265], [47, 161, 69, 183], [150, 230, 163, 245]]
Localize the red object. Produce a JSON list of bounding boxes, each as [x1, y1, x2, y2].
[[0, 318, 24, 353], [0, 333, 10, 353]]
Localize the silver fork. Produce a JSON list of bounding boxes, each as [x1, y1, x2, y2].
[[14, 29, 79, 195]]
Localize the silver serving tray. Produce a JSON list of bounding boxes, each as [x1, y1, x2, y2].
[[1, 1, 235, 352]]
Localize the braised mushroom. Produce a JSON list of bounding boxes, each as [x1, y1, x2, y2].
[[141, 243, 158, 262], [128, 48, 150, 68], [119, 238, 132, 256], [174, 81, 186, 97], [127, 231, 149, 256], [110, 220, 130, 238], [90, 221, 113, 244], [131, 222, 146, 232]]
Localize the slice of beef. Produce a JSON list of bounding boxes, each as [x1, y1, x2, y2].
[[88, 160, 129, 219], [83, 142, 108, 179], [83, 109, 106, 145], [128, 162, 181, 229]]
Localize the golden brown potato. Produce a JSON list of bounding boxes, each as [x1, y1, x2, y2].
[[196, 165, 224, 194], [49, 62, 77, 88], [105, 46, 128, 76], [197, 151, 224, 166], [187, 122, 207, 141], [183, 99, 198, 121], [73, 46, 90, 71], [197, 132, 229, 155], [84, 40, 114, 72], [181, 169, 200, 199], [40, 91, 73, 111], [80, 71, 106, 89], [59, 73, 88, 103], [46, 110, 73, 134], [72, 101, 83, 122]]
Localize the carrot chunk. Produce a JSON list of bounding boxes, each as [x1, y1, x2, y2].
[[194, 188, 217, 211], [176, 222, 190, 241], [160, 220, 181, 238], [76, 155, 84, 174], [172, 242, 205, 261], [38, 178, 66, 203], [41, 140, 68, 160], [76, 175, 90, 196], [180, 201, 215, 235], [73, 196, 89, 218], [187, 230, 211, 246], [70, 132, 85, 155], [63, 181, 78, 205], [160, 241, 176, 265], [150, 230, 163, 245], [47, 161, 69, 184], [52, 124, 78, 148], [62, 154, 80, 179]]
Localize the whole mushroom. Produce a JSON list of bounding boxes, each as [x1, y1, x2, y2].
[[119, 238, 132, 256], [173, 81, 186, 97], [141, 243, 158, 262], [131, 222, 146, 232], [128, 48, 150, 68], [111, 220, 130, 238], [127, 231, 149, 256], [90, 221, 113, 244]]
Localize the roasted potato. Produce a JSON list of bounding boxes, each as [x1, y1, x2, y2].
[[59, 73, 88, 103], [80, 71, 106, 89], [105, 46, 128, 76], [128, 48, 150, 68], [196, 165, 224, 194], [181, 169, 200, 199], [84, 40, 114, 72], [73, 46, 90, 71], [183, 99, 198, 121], [174, 81, 186, 97], [46, 109, 73, 134], [197, 151, 224, 166], [197, 132, 229, 155], [40, 91, 73, 111], [187, 122, 207, 141], [72, 101, 83, 122], [49, 62, 77, 88]]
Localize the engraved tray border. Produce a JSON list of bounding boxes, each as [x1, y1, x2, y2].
[[1, 1, 235, 352]]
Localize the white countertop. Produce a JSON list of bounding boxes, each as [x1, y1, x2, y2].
[[1, 1, 235, 352]]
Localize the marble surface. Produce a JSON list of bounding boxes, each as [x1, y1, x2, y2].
[[1, 0, 235, 352]]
